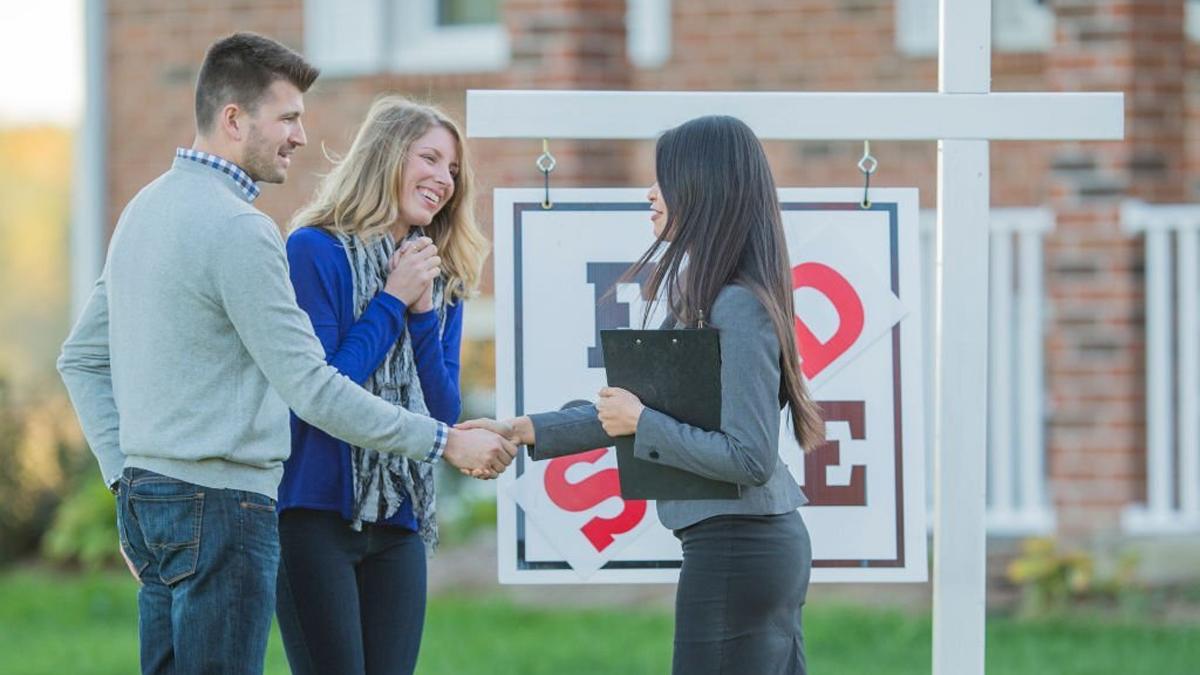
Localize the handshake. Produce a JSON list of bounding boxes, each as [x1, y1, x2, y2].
[[442, 416, 536, 480], [441, 388, 643, 479]]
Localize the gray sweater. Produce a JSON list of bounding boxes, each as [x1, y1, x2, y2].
[[529, 284, 808, 531], [58, 157, 440, 498]]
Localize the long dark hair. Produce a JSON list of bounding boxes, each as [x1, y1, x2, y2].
[[629, 115, 825, 450]]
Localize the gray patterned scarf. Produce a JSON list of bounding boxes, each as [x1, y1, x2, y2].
[[336, 229, 444, 551]]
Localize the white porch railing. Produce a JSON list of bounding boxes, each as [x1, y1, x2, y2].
[[921, 208, 1056, 535], [1121, 201, 1200, 533]]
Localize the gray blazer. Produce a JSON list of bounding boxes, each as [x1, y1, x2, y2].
[[528, 284, 808, 531]]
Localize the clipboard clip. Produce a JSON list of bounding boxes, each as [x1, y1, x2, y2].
[[697, 309, 706, 328]]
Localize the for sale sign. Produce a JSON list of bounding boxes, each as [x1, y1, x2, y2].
[[494, 188, 927, 583]]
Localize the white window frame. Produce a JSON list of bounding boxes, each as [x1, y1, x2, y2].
[[388, 1, 509, 74], [993, 0, 1054, 52], [305, 0, 509, 77], [627, 0, 671, 69], [307, 0, 671, 77], [896, 0, 1054, 57]]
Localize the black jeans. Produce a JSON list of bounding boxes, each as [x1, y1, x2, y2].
[[672, 511, 812, 675], [276, 508, 428, 675]]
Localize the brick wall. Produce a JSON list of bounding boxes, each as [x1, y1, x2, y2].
[[1042, 0, 1187, 534], [106, 0, 306, 232], [104, 0, 1186, 539]]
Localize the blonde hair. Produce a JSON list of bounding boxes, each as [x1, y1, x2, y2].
[[290, 95, 488, 302]]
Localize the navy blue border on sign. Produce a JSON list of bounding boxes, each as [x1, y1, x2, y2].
[[513, 200, 906, 572], [780, 202, 906, 569]]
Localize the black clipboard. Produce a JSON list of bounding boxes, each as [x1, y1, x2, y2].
[[600, 328, 741, 501]]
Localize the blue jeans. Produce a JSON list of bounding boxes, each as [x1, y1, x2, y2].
[[116, 468, 280, 675]]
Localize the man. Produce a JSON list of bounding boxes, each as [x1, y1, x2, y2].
[[57, 32, 514, 674]]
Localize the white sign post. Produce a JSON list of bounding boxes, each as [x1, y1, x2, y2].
[[467, 2, 1124, 672]]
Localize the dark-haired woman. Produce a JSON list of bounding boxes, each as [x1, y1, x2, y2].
[[460, 115, 824, 675]]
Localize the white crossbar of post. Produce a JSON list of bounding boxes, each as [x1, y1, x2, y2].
[[467, 91, 1121, 141]]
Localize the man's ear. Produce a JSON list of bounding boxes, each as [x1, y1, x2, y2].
[[219, 103, 244, 142]]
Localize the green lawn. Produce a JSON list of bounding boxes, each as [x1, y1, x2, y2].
[[0, 567, 1196, 674]]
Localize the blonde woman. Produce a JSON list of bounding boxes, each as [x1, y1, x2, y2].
[[275, 96, 488, 675]]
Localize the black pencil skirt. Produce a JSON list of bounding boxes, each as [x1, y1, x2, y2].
[[672, 511, 812, 675]]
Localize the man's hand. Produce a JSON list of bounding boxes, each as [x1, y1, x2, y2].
[[119, 544, 142, 584], [442, 427, 517, 479], [596, 387, 644, 436], [454, 418, 536, 479]]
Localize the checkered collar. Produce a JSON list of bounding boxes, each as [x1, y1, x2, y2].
[[174, 147, 261, 202]]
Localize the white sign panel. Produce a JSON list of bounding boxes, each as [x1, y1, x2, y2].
[[495, 188, 927, 584]]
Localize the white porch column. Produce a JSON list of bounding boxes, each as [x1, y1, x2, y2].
[[69, 0, 107, 319]]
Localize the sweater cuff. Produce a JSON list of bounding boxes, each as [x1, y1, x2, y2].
[[428, 421, 449, 462], [374, 291, 408, 318], [98, 450, 126, 494], [407, 307, 440, 332]]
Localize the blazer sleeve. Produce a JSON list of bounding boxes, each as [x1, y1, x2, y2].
[[527, 403, 617, 460], [631, 285, 782, 487]]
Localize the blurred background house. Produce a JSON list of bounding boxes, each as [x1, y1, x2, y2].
[[4, 0, 1199, 579]]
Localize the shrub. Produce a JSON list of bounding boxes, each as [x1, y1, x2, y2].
[[1006, 537, 1141, 618], [0, 376, 95, 565], [41, 479, 120, 569], [1006, 537, 1093, 616]]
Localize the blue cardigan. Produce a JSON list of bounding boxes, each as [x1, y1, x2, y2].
[[278, 226, 464, 530]]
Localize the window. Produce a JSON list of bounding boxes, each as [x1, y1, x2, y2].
[[1188, 0, 1200, 42], [305, 0, 508, 76], [896, 0, 1054, 56], [993, 0, 1054, 51], [628, 0, 671, 68], [438, 0, 500, 25], [306, 0, 672, 77]]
